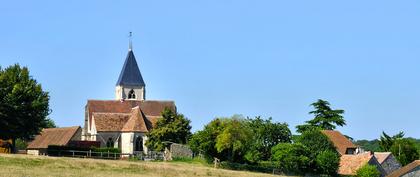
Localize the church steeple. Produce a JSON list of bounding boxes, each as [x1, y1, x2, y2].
[[115, 33, 146, 100]]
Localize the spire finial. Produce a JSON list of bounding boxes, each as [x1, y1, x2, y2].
[[128, 32, 133, 51]]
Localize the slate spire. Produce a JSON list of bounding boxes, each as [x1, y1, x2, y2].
[[116, 39, 145, 87]]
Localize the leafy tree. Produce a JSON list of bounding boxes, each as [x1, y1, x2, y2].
[[354, 139, 381, 152], [215, 117, 252, 162], [295, 130, 338, 173], [390, 138, 420, 166], [0, 64, 50, 153], [316, 150, 340, 176], [45, 118, 57, 128], [146, 108, 191, 151], [379, 131, 404, 151], [296, 99, 345, 133], [271, 143, 310, 175], [355, 164, 380, 177], [244, 116, 291, 162]]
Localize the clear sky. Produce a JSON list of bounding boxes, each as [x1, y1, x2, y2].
[[1, 1, 419, 140]]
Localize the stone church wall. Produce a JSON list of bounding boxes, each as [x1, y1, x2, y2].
[[170, 143, 193, 159]]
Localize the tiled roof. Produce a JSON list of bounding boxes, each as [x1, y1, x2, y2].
[[374, 152, 392, 164], [87, 100, 176, 129], [116, 50, 145, 87], [27, 126, 81, 149], [339, 152, 375, 175], [121, 107, 149, 132], [387, 160, 420, 177], [321, 130, 357, 155], [93, 113, 131, 132]]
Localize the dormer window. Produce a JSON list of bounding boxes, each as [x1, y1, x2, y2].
[[128, 89, 136, 99]]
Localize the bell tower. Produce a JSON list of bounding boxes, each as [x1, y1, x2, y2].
[[115, 33, 146, 100]]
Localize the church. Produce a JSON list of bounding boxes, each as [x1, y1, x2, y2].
[[81, 43, 176, 154]]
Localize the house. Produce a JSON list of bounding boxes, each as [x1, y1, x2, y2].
[[82, 42, 176, 155], [27, 126, 82, 155], [387, 160, 420, 177], [339, 152, 386, 176], [374, 152, 401, 175], [321, 130, 359, 155]]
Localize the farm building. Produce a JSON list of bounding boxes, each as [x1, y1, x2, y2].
[[27, 126, 82, 155], [374, 152, 401, 175], [387, 160, 420, 177]]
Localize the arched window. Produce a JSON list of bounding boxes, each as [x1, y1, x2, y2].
[[128, 89, 136, 99], [106, 137, 114, 148], [134, 136, 143, 151]]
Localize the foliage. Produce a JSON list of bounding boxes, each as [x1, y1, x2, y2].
[[295, 130, 338, 173], [315, 150, 340, 176], [45, 118, 57, 128], [244, 117, 291, 163], [354, 139, 381, 152], [355, 164, 380, 177], [0, 64, 50, 152], [296, 99, 345, 133], [390, 138, 420, 166], [146, 108, 192, 151], [215, 118, 252, 162], [379, 131, 404, 151], [15, 139, 28, 150], [271, 143, 310, 174], [219, 161, 276, 174]]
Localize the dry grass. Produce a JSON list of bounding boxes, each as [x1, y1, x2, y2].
[[0, 154, 282, 177]]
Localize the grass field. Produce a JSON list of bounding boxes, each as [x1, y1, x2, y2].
[[0, 154, 283, 177]]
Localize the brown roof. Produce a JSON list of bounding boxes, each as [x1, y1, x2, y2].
[[27, 126, 81, 149], [87, 100, 176, 129], [93, 113, 131, 132], [387, 160, 420, 177], [121, 107, 149, 132], [339, 152, 375, 175], [374, 152, 392, 164], [321, 130, 357, 155]]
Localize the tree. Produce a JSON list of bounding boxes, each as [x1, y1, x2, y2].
[[379, 131, 404, 151], [244, 116, 291, 162], [390, 138, 419, 166], [271, 143, 310, 175], [355, 164, 380, 177], [0, 64, 50, 153], [316, 150, 340, 176], [45, 118, 57, 128], [295, 130, 339, 173], [145, 108, 191, 151], [296, 99, 345, 133]]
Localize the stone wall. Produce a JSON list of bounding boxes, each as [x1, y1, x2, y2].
[[170, 143, 193, 159], [381, 155, 401, 175]]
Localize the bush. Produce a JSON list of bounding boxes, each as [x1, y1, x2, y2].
[[219, 161, 274, 173], [390, 139, 420, 166], [355, 164, 380, 177], [315, 150, 340, 176], [271, 143, 310, 175]]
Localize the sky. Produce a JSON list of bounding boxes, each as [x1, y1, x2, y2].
[[1, 1, 420, 140]]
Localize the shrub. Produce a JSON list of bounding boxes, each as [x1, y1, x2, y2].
[[271, 143, 310, 175], [355, 164, 380, 177], [315, 150, 340, 176]]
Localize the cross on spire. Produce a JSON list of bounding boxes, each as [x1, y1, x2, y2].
[[128, 32, 133, 51]]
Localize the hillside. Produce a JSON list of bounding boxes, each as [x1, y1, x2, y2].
[[0, 154, 282, 177]]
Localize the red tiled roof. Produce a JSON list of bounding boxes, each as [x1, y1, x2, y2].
[[387, 160, 420, 177], [339, 152, 375, 175], [93, 113, 131, 132], [121, 107, 149, 132], [374, 152, 392, 164], [86, 100, 176, 129], [321, 130, 357, 155], [27, 126, 81, 149]]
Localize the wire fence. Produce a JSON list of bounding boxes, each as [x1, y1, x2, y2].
[[47, 150, 164, 160]]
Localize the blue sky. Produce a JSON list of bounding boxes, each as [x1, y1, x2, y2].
[[1, 1, 419, 140]]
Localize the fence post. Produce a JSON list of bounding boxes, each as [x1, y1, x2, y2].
[[72, 151, 75, 157]]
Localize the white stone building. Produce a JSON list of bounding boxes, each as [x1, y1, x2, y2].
[[82, 44, 176, 154]]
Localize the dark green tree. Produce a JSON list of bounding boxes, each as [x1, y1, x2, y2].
[[244, 116, 291, 162], [390, 138, 419, 166], [379, 131, 404, 151], [296, 99, 345, 133], [0, 64, 50, 153], [145, 108, 191, 151], [295, 130, 339, 174], [271, 143, 310, 175]]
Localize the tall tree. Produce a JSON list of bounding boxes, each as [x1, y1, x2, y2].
[[145, 108, 192, 151], [0, 64, 50, 153], [296, 99, 345, 133], [379, 131, 404, 151]]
